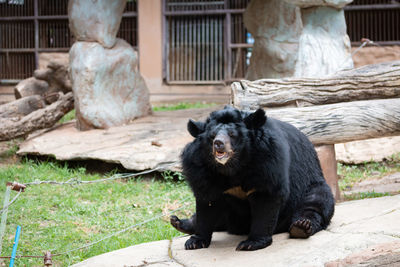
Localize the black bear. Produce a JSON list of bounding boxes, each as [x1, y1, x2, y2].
[[171, 106, 335, 251]]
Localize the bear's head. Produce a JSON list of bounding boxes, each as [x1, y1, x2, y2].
[[187, 106, 266, 165]]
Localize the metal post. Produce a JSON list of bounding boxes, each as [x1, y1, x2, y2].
[[224, 0, 232, 81], [33, 0, 39, 69], [0, 186, 12, 255], [9, 225, 21, 267]]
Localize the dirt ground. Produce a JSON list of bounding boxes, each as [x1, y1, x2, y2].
[[0, 140, 20, 167]]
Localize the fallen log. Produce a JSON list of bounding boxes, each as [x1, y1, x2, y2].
[[265, 98, 400, 145], [231, 61, 400, 109], [0, 92, 74, 141], [14, 77, 49, 99], [0, 95, 46, 119]]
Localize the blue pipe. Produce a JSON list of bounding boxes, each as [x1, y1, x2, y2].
[[9, 226, 21, 267]]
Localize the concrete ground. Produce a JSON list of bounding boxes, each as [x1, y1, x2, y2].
[[72, 194, 400, 267]]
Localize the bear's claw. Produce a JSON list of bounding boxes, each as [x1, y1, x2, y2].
[[289, 218, 313, 238]]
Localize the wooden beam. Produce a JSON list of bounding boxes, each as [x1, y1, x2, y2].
[[265, 98, 400, 145], [231, 61, 400, 109]]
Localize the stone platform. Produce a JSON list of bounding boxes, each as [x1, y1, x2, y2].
[[72, 195, 400, 267], [17, 108, 400, 172], [17, 108, 217, 171]]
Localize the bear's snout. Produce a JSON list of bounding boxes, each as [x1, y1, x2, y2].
[[212, 132, 233, 164], [213, 139, 225, 151]]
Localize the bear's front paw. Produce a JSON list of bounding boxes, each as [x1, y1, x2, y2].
[[185, 235, 210, 250], [236, 236, 272, 251]]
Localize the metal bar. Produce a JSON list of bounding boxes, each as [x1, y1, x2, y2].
[[210, 16, 214, 81], [184, 16, 188, 81], [0, 79, 22, 84], [122, 11, 138, 17], [205, 15, 209, 81], [0, 15, 69, 21], [225, 11, 231, 80], [188, 16, 193, 81], [33, 0, 39, 69], [163, 1, 169, 82], [165, 80, 225, 85], [0, 186, 12, 255], [167, 1, 224, 7], [8, 226, 21, 267], [164, 9, 246, 16], [0, 48, 70, 52], [344, 4, 400, 11], [230, 43, 253, 48]]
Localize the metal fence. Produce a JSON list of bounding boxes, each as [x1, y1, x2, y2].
[[1, 0, 399, 82], [163, 0, 400, 83], [163, 0, 251, 83], [0, 0, 137, 81], [344, 0, 400, 45]]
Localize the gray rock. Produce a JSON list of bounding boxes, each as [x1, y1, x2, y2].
[[335, 136, 400, 164], [245, 0, 353, 80], [286, 0, 353, 9], [69, 39, 151, 130], [292, 5, 353, 78], [68, 0, 127, 48], [244, 0, 302, 79]]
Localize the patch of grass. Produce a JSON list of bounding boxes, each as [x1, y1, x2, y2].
[[343, 191, 391, 201], [58, 109, 75, 124], [152, 102, 217, 112], [338, 152, 400, 191], [0, 140, 20, 159], [0, 159, 193, 266]]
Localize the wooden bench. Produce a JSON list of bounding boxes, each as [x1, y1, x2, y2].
[[231, 61, 400, 200]]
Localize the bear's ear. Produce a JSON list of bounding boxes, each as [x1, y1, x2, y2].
[[187, 119, 206, 137], [244, 108, 267, 129]]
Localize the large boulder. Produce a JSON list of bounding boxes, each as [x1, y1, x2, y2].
[[68, 0, 127, 48], [244, 0, 353, 80], [69, 39, 151, 130], [288, 0, 354, 77], [244, 0, 302, 80]]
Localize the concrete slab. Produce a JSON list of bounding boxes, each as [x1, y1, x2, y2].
[[71, 195, 400, 267], [17, 108, 218, 171], [71, 240, 182, 267], [335, 136, 400, 164]]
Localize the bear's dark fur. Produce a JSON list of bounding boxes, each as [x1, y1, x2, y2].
[[171, 106, 335, 251]]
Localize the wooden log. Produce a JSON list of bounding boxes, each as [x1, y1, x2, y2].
[[265, 98, 400, 145], [0, 95, 46, 119], [14, 77, 49, 99], [231, 61, 400, 109], [0, 92, 74, 141]]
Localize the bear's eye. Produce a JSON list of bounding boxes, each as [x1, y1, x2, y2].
[[228, 131, 235, 137]]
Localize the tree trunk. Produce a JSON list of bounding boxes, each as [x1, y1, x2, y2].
[[0, 95, 46, 119], [231, 61, 400, 109], [0, 92, 74, 141], [265, 98, 400, 145]]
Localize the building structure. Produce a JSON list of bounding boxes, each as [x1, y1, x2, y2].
[[1, 0, 400, 104]]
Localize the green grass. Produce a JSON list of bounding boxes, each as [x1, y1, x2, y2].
[[58, 109, 76, 124], [0, 159, 194, 266], [152, 102, 217, 112], [337, 152, 400, 192], [0, 147, 399, 265], [58, 103, 217, 124], [343, 191, 391, 201], [0, 140, 20, 160]]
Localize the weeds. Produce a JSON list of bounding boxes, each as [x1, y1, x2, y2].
[[152, 102, 217, 112]]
